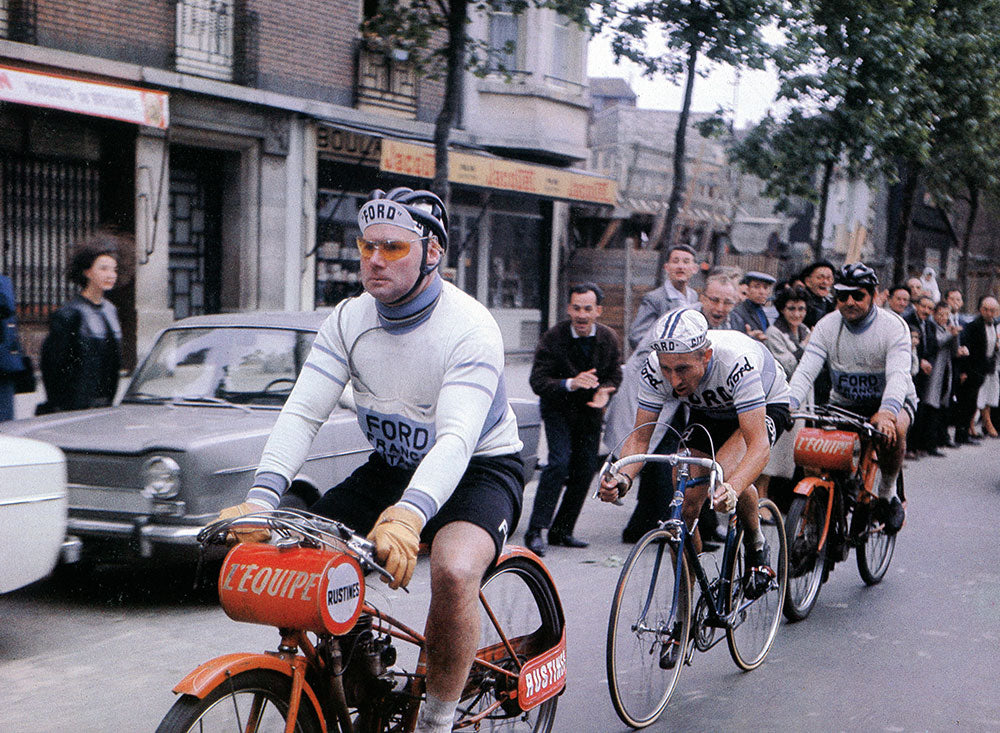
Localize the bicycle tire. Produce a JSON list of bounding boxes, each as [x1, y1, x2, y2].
[[155, 669, 323, 733], [783, 491, 827, 622], [855, 472, 899, 585], [606, 527, 691, 729], [461, 555, 563, 732], [726, 498, 787, 671]]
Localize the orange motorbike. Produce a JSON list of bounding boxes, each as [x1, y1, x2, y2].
[[783, 405, 901, 622], [156, 509, 565, 733]]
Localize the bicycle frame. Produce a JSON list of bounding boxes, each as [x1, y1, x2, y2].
[[170, 541, 565, 733], [607, 453, 746, 640]]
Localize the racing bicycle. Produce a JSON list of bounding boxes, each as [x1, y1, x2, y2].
[[783, 404, 900, 622], [604, 452, 788, 729], [156, 509, 565, 733]]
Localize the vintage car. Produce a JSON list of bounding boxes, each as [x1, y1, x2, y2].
[[0, 435, 68, 592], [0, 312, 541, 565]]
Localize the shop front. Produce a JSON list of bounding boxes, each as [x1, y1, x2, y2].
[[312, 125, 616, 353]]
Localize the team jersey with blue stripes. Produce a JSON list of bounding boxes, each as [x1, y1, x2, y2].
[[787, 306, 916, 416], [637, 329, 790, 418], [249, 278, 522, 522]]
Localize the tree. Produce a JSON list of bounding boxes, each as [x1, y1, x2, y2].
[[727, 110, 842, 259], [600, 0, 786, 275], [363, 0, 599, 203]]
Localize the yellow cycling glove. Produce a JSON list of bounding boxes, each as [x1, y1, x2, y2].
[[367, 504, 424, 590], [218, 501, 271, 544]]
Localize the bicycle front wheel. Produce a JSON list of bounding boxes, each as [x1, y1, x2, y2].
[[156, 669, 323, 733], [462, 555, 563, 732], [854, 472, 899, 585], [606, 527, 691, 729], [783, 491, 828, 622], [726, 498, 787, 671]]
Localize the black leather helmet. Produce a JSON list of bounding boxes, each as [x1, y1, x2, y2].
[[834, 262, 878, 292]]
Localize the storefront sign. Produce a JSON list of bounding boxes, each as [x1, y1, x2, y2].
[[381, 139, 617, 206], [0, 65, 169, 129], [316, 126, 382, 165]]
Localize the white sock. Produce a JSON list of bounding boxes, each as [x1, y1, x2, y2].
[[415, 692, 457, 733], [879, 470, 900, 500]]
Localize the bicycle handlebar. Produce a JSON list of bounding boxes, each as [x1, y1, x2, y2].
[[595, 453, 726, 507], [199, 509, 395, 584]]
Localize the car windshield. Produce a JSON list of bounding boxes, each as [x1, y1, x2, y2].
[[124, 326, 316, 407]]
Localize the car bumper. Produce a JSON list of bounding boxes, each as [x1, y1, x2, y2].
[[65, 516, 204, 560]]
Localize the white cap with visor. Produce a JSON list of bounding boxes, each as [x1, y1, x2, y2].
[[648, 308, 710, 354]]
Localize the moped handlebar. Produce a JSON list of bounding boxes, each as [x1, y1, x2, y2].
[[200, 509, 395, 585]]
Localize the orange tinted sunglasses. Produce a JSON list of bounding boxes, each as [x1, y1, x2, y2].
[[356, 237, 424, 261]]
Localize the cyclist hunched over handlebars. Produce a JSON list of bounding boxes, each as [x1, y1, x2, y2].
[[599, 307, 793, 601], [218, 187, 527, 733], [786, 262, 915, 535]]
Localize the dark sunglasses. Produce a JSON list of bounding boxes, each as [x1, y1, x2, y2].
[[835, 289, 869, 303]]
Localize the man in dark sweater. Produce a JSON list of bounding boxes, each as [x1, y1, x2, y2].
[[525, 283, 622, 555]]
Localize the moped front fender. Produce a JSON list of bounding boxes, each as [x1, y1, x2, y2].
[[172, 652, 328, 733], [791, 475, 836, 551]]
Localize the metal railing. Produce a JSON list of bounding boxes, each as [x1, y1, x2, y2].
[[175, 0, 235, 81], [355, 43, 417, 118]]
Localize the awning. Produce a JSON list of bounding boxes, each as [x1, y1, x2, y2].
[[0, 64, 168, 128], [617, 196, 730, 226], [380, 139, 617, 206]]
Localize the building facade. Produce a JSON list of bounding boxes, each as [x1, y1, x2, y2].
[[1, 0, 613, 365]]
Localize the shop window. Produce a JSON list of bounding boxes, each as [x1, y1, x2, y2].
[[314, 193, 365, 307], [488, 213, 541, 309]]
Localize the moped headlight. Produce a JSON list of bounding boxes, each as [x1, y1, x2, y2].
[[142, 456, 181, 499]]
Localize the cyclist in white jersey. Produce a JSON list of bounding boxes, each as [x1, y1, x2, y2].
[[599, 308, 792, 604], [786, 262, 912, 533], [219, 188, 525, 733]]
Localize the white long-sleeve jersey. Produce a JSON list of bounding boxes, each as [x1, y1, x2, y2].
[[787, 305, 916, 416], [248, 278, 522, 523], [637, 329, 790, 419]]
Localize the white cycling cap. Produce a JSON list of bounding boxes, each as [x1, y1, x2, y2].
[[649, 308, 709, 354]]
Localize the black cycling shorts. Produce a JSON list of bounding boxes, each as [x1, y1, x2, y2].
[[683, 403, 793, 457], [310, 451, 525, 561]]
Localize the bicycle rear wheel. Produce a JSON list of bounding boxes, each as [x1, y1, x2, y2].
[[156, 669, 323, 733], [606, 527, 691, 729], [783, 491, 828, 622], [854, 472, 899, 585], [461, 555, 563, 732], [726, 498, 787, 671]]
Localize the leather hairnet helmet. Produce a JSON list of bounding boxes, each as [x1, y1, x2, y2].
[[834, 262, 879, 292]]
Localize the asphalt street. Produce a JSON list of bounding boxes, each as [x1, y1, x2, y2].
[[2, 360, 999, 731]]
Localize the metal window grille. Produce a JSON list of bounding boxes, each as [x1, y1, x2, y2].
[[168, 165, 222, 319], [175, 0, 235, 81], [0, 0, 8, 38], [0, 154, 99, 322]]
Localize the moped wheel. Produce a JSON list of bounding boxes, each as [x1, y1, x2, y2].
[[726, 498, 787, 671], [461, 555, 563, 732], [606, 527, 691, 729], [783, 491, 828, 622], [156, 669, 323, 733], [855, 472, 899, 585]]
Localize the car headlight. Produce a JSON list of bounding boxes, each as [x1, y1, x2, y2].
[[142, 456, 181, 499]]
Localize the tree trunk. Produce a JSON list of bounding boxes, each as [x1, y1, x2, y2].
[[653, 44, 699, 282], [959, 184, 979, 294], [891, 161, 920, 285], [813, 158, 834, 261], [431, 0, 468, 204]]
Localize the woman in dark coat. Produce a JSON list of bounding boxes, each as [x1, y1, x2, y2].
[[39, 242, 122, 413]]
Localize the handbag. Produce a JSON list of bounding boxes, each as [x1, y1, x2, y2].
[[13, 354, 36, 394]]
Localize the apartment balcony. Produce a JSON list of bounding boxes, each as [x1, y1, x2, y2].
[[355, 40, 417, 119]]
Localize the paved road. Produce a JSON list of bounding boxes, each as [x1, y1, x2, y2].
[[3, 434, 1000, 732], [3, 360, 1000, 731]]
